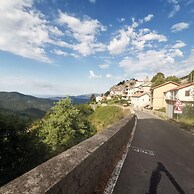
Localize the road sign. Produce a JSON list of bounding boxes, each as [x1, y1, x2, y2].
[[174, 99, 182, 106], [174, 99, 183, 114]]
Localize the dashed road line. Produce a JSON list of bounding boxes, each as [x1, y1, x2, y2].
[[131, 146, 154, 156]]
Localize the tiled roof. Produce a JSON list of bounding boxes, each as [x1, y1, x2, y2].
[[152, 81, 180, 90], [131, 93, 149, 98], [165, 83, 194, 92]]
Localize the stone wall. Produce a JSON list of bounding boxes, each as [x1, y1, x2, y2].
[[0, 114, 135, 194]]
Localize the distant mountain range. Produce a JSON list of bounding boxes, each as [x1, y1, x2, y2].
[[48, 95, 91, 104], [0, 92, 91, 122]]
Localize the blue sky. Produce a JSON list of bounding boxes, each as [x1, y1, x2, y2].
[[0, 0, 194, 96]]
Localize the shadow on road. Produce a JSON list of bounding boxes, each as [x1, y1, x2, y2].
[[147, 162, 185, 194]]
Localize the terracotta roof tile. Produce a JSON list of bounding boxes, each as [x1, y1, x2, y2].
[[152, 81, 180, 90], [131, 93, 149, 98], [165, 83, 194, 92]]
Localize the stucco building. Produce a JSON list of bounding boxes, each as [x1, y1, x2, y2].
[[131, 93, 150, 109], [152, 81, 180, 110]]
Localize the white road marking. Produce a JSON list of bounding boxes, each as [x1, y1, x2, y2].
[[131, 146, 154, 156], [103, 115, 137, 194]]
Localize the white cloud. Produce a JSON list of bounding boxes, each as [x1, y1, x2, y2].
[[108, 16, 167, 54], [118, 18, 125, 23], [89, 0, 96, 3], [107, 29, 129, 54], [144, 14, 154, 22], [118, 38, 188, 80], [0, 0, 64, 62], [160, 49, 194, 77], [171, 40, 186, 49], [168, 0, 180, 18], [171, 22, 190, 32], [106, 74, 112, 78], [58, 12, 106, 56], [53, 49, 68, 56], [89, 70, 101, 78], [52, 49, 79, 58], [186, 0, 194, 6], [169, 49, 183, 57], [139, 32, 167, 42], [99, 64, 110, 69], [119, 49, 176, 74]]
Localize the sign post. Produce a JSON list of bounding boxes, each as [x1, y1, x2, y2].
[[174, 99, 183, 121]]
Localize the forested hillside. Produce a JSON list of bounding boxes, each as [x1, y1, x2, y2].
[[0, 92, 55, 121]]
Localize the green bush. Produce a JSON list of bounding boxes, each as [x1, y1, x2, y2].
[[182, 105, 194, 119], [37, 98, 96, 152], [76, 104, 94, 117]]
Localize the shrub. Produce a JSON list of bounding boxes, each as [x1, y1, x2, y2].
[[37, 97, 96, 152]]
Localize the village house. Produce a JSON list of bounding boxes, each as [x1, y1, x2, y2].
[[96, 95, 103, 103], [152, 81, 180, 110], [110, 85, 125, 96], [165, 83, 194, 103], [164, 83, 194, 118], [108, 79, 152, 102], [131, 93, 150, 109]]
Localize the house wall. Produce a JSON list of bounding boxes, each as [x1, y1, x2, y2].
[[165, 85, 194, 102], [131, 94, 150, 109], [176, 85, 194, 102], [153, 83, 179, 110], [142, 86, 151, 93]]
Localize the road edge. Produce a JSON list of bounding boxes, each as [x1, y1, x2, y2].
[[103, 113, 137, 194]]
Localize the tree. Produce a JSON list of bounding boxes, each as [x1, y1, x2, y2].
[[77, 104, 94, 117], [0, 114, 47, 186], [151, 72, 165, 87], [104, 91, 110, 97], [90, 94, 96, 103], [37, 97, 96, 152], [165, 75, 181, 84], [188, 70, 194, 83], [117, 80, 125, 86], [151, 72, 165, 83]]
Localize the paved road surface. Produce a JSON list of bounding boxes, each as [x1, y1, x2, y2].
[[113, 110, 194, 194]]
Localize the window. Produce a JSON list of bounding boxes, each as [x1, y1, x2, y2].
[[185, 90, 190, 96]]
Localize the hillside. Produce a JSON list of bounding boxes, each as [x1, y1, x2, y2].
[[0, 92, 92, 122], [0, 92, 55, 121]]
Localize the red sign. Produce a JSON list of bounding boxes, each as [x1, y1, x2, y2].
[[174, 99, 183, 114], [174, 99, 182, 106]]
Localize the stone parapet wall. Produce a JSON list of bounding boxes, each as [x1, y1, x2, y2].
[[0, 114, 135, 194]]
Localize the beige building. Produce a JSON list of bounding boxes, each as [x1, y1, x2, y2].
[[152, 81, 180, 110]]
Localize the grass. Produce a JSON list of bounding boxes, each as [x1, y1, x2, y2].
[[179, 117, 194, 132], [89, 105, 130, 132], [156, 107, 166, 113]]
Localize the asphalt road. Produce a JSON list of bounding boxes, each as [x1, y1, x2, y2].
[[113, 110, 194, 194]]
